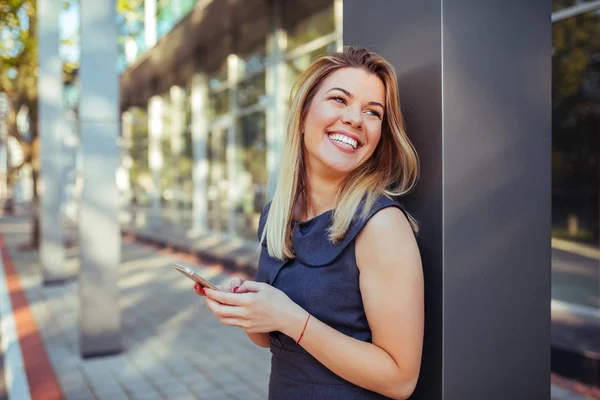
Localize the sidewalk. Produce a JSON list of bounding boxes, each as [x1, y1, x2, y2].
[[0, 213, 598, 399], [0, 214, 270, 400]]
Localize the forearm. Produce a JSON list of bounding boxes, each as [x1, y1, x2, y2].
[[246, 332, 270, 348], [283, 311, 414, 399]]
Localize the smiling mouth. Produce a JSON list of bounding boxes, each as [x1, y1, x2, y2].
[[327, 133, 360, 150]]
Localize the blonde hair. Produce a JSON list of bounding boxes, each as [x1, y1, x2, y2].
[[262, 46, 419, 260]]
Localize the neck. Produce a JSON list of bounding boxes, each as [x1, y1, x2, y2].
[[302, 157, 346, 220]]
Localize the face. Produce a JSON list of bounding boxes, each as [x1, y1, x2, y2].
[[302, 67, 386, 178]]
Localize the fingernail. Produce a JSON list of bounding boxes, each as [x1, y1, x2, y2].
[[194, 283, 199, 291], [233, 286, 240, 293], [200, 287, 205, 295]]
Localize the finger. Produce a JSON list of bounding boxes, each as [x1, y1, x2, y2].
[[234, 285, 251, 294], [204, 288, 252, 306], [206, 298, 247, 318], [193, 283, 206, 296], [238, 280, 266, 293], [219, 318, 248, 328], [230, 276, 245, 292]]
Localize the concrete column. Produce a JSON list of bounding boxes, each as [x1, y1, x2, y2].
[[190, 74, 209, 234], [148, 96, 163, 228], [334, 0, 343, 51], [227, 55, 238, 236], [37, 0, 66, 282], [144, 0, 157, 49], [344, 1, 551, 398], [79, 0, 121, 357], [265, 1, 287, 201], [170, 86, 185, 225]]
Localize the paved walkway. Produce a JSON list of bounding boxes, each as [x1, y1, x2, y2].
[[0, 214, 270, 400], [0, 213, 598, 399]]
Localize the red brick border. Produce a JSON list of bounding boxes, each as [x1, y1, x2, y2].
[[0, 233, 63, 400], [552, 373, 600, 399]]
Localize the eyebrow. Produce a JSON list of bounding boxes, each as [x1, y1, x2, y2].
[[326, 87, 385, 110]]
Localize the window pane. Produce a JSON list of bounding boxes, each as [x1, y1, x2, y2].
[[283, 2, 334, 51], [237, 73, 266, 108], [157, 0, 198, 39], [284, 43, 336, 90], [207, 89, 229, 120], [234, 112, 267, 240], [207, 126, 229, 233], [552, 10, 600, 309], [208, 62, 228, 91], [159, 96, 174, 209], [237, 49, 267, 80], [180, 88, 194, 211], [128, 107, 150, 207]]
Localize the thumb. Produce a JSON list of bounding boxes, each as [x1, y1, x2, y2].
[[227, 276, 245, 292], [237, 280, 265, 293]]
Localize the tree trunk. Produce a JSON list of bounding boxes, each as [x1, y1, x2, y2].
[[31, 168, 40, 247]]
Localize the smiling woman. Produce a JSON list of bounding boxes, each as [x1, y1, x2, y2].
[[197, 46, 423, 400]]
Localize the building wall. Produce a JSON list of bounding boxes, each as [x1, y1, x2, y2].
[[551, 0, 600, 312], [120, 0, 341, 240]]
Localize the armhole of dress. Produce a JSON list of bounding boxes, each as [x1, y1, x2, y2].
[[353, 203, 406, 271]]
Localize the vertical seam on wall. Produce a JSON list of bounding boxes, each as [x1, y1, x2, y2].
[[440, 0, 445, 398]]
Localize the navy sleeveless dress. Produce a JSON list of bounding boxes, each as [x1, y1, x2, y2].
[[254, 195, 405, 400]]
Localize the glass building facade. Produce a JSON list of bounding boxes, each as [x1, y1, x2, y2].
[[552, 0, 600, 312], [119, 0, 341, 241]]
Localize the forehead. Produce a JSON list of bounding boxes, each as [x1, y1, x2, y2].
[[319, 67, 385, 103]]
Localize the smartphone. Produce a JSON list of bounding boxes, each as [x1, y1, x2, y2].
[[171, 263, 220, 290]]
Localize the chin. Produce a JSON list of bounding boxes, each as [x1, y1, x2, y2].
[[320, 155, 360, 176]]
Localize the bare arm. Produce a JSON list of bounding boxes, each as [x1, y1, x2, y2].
[[246, 332, 270, 348], [281, 207, 424, 399]]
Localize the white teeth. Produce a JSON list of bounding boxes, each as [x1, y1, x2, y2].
[[328, 133, 358, 149]]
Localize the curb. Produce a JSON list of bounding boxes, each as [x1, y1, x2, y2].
[[0, 233, 63, 400]]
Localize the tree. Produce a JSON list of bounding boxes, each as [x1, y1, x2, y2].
[[0, 0, 40, 245]]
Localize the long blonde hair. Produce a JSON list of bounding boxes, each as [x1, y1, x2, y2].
[[262, 46, 419, 260]]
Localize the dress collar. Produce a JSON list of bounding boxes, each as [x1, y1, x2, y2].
[[259, 195, 402, 268]]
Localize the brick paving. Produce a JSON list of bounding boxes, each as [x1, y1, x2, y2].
[[1, 213, 598, 399], [1, 214, 270, 400]]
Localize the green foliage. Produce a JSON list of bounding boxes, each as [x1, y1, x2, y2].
[[0, 0, 37, 174]]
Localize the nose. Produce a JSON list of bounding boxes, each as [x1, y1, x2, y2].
[[341, 106, 362, 130]]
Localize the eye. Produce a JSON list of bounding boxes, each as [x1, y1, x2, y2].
[[366, 109, 382, 119], [330, 96, 347, 105]]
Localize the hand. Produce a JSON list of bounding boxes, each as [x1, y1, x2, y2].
[[203, 281, 308, 337], [193, 276, 245, 296]]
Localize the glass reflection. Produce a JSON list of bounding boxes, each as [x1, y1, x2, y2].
[[237, 49, 267, 81], [207, 125, 229, 233], [234, 112, 267, 240], [128, 108, 150, 208], [237, 73, 266, 109], [283, 2, 334, 51], [157, 0, 198, 40], [552, 11, 600, 309], [207, 90, 229, 120]]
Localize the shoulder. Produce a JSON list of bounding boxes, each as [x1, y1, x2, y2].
[[355, 199, 420, 272], [359, 206, 414, 247]]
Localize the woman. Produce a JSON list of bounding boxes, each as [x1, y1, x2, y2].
[[195, 46, 424, 400]]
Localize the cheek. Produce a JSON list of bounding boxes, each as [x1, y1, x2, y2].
[[366, 126, 383, 151], [305, 104, 338, 132]]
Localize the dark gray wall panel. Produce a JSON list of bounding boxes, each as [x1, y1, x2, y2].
[[442, 1, 551, 398], [344, 1, 550, 398]]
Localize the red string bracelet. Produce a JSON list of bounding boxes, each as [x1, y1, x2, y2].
[[296, 313, 311, 345]]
